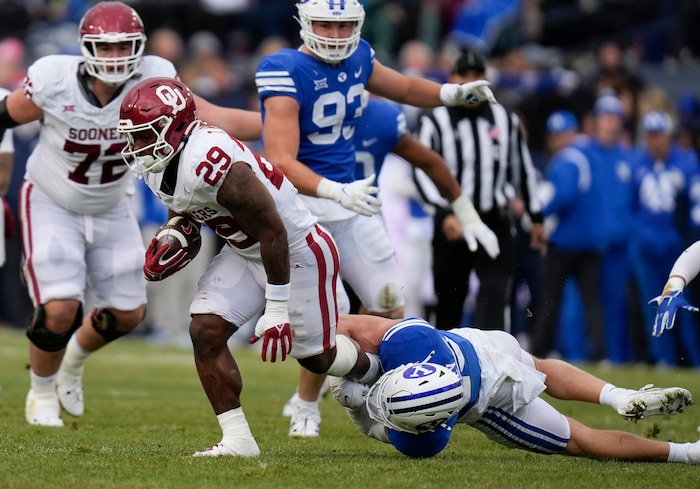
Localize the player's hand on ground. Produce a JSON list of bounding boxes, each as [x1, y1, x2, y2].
[[317, 175, 381, 216], [143, 237, 192, 281], [248, 299, 292, 362], [649, 290, 699, 337], [440, 80, 496, 106]]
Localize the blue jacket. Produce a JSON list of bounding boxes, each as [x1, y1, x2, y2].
[[543, 136, 606, 251], [630, 143, 700, 255]]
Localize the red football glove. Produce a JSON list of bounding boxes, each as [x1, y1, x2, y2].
[[143, 236, 193, 281], [248, 299, 292, 362], [2, 197, 14, 238]]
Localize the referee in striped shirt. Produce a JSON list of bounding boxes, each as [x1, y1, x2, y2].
[[413, 49, 546, 331]]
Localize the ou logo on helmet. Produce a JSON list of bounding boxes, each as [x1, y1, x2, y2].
[[402, 363, 437, 379], [156, 85, 186, 115]]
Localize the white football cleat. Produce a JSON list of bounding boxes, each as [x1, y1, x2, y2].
[[57, 380, 84, 417], [25, 390, 64, 427], [289, 404, 321, 437], [192, 438, 260, 457], [614, 384, 692, 422]]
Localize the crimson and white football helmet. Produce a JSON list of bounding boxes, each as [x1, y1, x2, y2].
[[296, 0, 365, 63], [366, 362, 464, 434], [117, 77, 199, 177], [78, 1, 146, 85]]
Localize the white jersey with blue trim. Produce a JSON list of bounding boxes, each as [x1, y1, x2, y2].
[[144, 124, 318, 260], [23, 55, 176, 215]]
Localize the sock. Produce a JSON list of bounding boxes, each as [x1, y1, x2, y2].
[[667, 442, 691, 463], [218, 407, 255, 440], [294, 398, 319, 412], [598, 383, 633, 407], [58, 335, 90, 381], [357, 353, 381, 385], [216, 408, 260, 456], [30, 370, 57, 398]]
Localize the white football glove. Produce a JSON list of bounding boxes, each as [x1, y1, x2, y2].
[[439, 80, 496, 106], [450, 194, 500, 258], [317, 174, 381, 216], [329, 376, 369, 409]]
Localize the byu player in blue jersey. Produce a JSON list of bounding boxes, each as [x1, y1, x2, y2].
[[330, 314, 697, 462], [255, 0, 499, 437]]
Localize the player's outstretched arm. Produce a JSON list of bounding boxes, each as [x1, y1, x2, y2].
[[367, 60, 495, 108], [649, 240, 700, 336], [193, 95, 262, 142]]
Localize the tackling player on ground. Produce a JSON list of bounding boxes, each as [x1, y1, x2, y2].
[[331, 315, 698, 463]]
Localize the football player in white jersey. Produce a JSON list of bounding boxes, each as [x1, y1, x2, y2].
[[0, 1, 263, 427], [117, 76, 382, 457], [330, 314, 698, 463], [256, 0, 499, 438]]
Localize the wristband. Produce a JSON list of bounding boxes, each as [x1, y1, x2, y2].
[[665, 275, 687, 292], [450, 193, 480, 224], [265, 282, 291, 301], [316, 177, 337, 199]]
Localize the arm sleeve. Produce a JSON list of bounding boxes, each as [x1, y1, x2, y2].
[[669, 240, 700, 287]]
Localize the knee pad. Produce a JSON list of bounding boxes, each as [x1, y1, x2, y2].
[[26, 303, 83, 352], [91, 308, 127, 343]]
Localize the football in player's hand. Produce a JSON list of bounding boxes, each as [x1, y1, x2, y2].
[[155, 215, 202, 260]]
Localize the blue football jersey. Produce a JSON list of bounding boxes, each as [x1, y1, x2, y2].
[[256, 40, 374, 184], [353, 98, 406, 180], [377, 318, 482, 458]]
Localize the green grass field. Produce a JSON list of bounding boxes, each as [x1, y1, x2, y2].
[[2, 325, 700, 489]]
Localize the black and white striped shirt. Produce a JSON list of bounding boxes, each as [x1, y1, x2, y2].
[[413, 102, 543, 223]]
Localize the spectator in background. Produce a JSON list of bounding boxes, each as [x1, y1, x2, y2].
[[146, 27, 185, 70], [581, 41, 645, 141], [530, 110, 608, 361], [629, 110, 700, 367], [179, 31, 248, 110], [0, 37, 27, 90], [594, 93, 636, 363]]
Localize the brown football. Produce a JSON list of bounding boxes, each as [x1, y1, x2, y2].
[[155, 216, 202, 260]]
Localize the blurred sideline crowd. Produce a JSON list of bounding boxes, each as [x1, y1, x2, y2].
[[3, 0, 700, 367]]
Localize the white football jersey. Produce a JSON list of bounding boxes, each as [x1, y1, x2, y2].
[[23, 55, 176, 215], [145, 124, 318, 259]]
